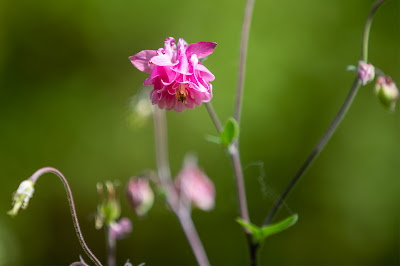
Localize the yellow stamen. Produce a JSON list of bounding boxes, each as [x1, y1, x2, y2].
[[176, 84, 188, 103]]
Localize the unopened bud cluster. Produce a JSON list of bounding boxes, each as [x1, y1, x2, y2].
[[357, 61, 399, 111], [95, 181, 121, 229]]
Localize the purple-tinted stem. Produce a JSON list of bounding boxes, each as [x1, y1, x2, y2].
[[29, 167, 102, 266], [106, 226, 116, 266], [205, 94, 257, 265], [234, 0, 255, 124], [152, 107, 210, 266]]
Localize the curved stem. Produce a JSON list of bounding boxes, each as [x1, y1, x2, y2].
[[263, 0, 388, 226], [29, 167, 102, 266], [234, 0, 256, 124], [152, 107, 210, 266], [362, 0, 387, 62]]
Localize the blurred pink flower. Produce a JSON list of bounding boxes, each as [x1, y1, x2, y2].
[[175, 155, 215, 211], [109, 217, 132, 240], [130, 37, 217, 112], [126, 177, 154, 216]]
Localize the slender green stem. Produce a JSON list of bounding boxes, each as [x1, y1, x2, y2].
[[263, 0, 388, 226], [234, 0, 255, 124], [362, 0, 387, 62], [152, 107, 210, 266], [29, 167, 102, 266]]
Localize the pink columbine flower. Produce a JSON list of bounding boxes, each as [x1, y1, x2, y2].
[[129, 37, 217, 112], [175, 155, 215, 211]]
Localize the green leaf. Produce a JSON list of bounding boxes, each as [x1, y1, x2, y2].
[[259, 214, 298, 240], [236, 218, 261, 235], [236, 214, 298, 243], [220, 118, 239, 146]]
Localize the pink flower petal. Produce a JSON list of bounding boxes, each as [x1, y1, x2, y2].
[[129, 50, 157, 74], [186, 42, 217, 59]]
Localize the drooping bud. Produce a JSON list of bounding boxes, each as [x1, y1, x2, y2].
[[375, 76, 399, 111], [126, 177, 154, 216], [358, 61, 375, 85], [109, 217, 133, 240], [175, 155, 215, 211], [95, 181, 121, 229], [8, 180, 35, 217]]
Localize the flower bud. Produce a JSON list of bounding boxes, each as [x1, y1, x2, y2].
[[126, 177, 154, 216], [358, 61, 375, 85], [109, 217, 133, 240], [95, 181, 121, 229], [375, 76, 399, 111], [8, 180, 35, 217], [175, 155, 215, 211]]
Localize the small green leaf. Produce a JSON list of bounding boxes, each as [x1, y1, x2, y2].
[[236, 214, 298, 244], [220, 118, 239, 146], [259, 214, 298, 240], [236, 218, 261, 235]]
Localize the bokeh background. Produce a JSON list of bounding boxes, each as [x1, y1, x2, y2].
[[1, 0, 400, 265]]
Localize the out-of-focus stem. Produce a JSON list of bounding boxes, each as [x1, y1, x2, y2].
[[152, 107, 210, 266], [29, 167, 102, 266], [362, 0, 387, 62], [234, 0, 255, 124], [205, 102, 223, 133], [106, 226, 116, 266]]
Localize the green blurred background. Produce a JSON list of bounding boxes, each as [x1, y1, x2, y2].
[[1, 0, 400, 265]]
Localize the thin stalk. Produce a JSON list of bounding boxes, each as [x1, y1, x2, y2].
[[106, 226, 116, 266], [205, 102, 223, 133], [29, 167, 102, 266], [234, 0, 256, 124], [263, 0, 388, 226], [362, 0, 387, 62], [230, 142, 250, 224], [152, 107, 210, 266]]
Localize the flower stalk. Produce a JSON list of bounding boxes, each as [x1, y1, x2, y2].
[[152, 107, 210, 266], [10, 167, 102, 266]]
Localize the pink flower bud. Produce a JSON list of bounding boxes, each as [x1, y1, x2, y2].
[[358, 61, 375, 85], [109, 217, 132, 240], [175, 156, 215, 211], [126, 178, 154, 216], [375, 76, 399, 111]]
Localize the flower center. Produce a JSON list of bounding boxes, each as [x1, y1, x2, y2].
[[176, 83, 188, 103]]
